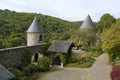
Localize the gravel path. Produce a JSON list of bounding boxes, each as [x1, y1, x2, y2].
[[87, 53, 112, 80], [37, 68, 88, 80], [37, 53, 112, 80]]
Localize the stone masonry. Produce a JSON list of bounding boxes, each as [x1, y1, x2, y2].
[[0, 45, 42, 68]]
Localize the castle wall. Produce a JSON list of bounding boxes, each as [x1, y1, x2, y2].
[[0, 45, 42, 68], [27, 32, 44, 46]]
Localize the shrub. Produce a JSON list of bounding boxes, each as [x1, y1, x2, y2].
[[22, 64, 37, 75], [66, 63, 80, 67], [110, 66, 120, 80], [41, 43, 51, 56], [8, 68, 29, 80], [81, 47, 88, 51], [66, 57, 94, 68], [37, 56, 50, 72], [56, 53, 68, 65], [88, 47, 102, 57], [19, 77, 29, 80], [79, 57, 94, 68], [116, 60, 120, 65], [8, 68, 25, 77], [70, 53, 78, 63]]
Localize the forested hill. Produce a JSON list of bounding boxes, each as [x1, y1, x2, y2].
[[0, 9, 82, 48]]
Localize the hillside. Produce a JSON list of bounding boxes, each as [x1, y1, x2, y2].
[[0, 9, 82, 48]]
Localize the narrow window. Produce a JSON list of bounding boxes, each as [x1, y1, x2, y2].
[[39, 35, 42, 42], [34, 53, 38, 62]]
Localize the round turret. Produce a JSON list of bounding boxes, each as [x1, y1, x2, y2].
[[27, 18, 44, 46]]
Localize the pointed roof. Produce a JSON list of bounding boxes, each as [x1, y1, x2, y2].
[[80, 15, 96, 32], [0, 64, 15, 80], [27, 18, 43, 33]]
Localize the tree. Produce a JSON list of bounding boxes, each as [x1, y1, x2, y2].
[[69, 30, 81, 45], [96, 13, 116, 33], [79, 29, 96, 47], [70, 29, 97, 47], [101, 24, 120, 62], [0, 9, 80, 48]]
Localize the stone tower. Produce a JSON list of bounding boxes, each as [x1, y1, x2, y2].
[[80, 15, 96, 32], [27, 18, 44, 46]]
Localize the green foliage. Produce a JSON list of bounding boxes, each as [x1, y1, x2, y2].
[[10, 76, 29, 80], [22, 64, 37, 75], [101, 24, 120, 62], [70, 29, 97, 47], [66, 57, 95, 68], [18, 77, 29, 80], [41, 43, 51, 55], [8, 68, 26, 79], [8, 68, 25, 77], [88, 47, 102, 57], [80, 29, 96, 47], [37, 56, 51, 72], [96, 13, 116, 33], [79, 29, 96, 47], [56, 53, 68, 65], [22, 49, 31, 67], [69, 30, 81, 45], [2, 33, 26, 48], [116, 18, 120, 25], [0, 9, 81, 48], [70, 53, 78, 63]]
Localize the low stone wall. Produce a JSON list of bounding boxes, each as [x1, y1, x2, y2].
[[0, 45, 42, 68]]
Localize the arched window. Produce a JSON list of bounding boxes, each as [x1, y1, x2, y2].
[[34, 53, 38, 62], [39, 35, 42, 42]]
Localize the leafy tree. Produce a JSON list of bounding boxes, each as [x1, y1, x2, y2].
[[69, 30, 81, 45], [37, 56, 50, 71], [0, 9, 81, 48], [70, 29, 97, 47], [116, 18, 120, 25], [101, 24, 120, 62], [96, 13, 116, 33], [79, 29, 97, 47]]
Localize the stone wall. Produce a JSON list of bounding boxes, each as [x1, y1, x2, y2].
[[0, 45, 42, 68], [27, 32, 44, 46]]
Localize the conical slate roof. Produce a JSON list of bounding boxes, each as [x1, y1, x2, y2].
[[80, 15, 96, 32], [27, 18, 43, 33]]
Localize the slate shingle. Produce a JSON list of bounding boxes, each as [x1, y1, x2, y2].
[[27, 18, 43, 33], [47, 40, 74, 53], [80, 15, 96, 32], [0, 64, 15, 80]]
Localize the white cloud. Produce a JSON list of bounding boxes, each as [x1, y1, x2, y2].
[[0, 0, 120, 21]]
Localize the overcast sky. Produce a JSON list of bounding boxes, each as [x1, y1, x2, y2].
[[0, 0, 120, 21]]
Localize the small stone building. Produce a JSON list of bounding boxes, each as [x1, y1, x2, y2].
[[47, 40, 74, 65]]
